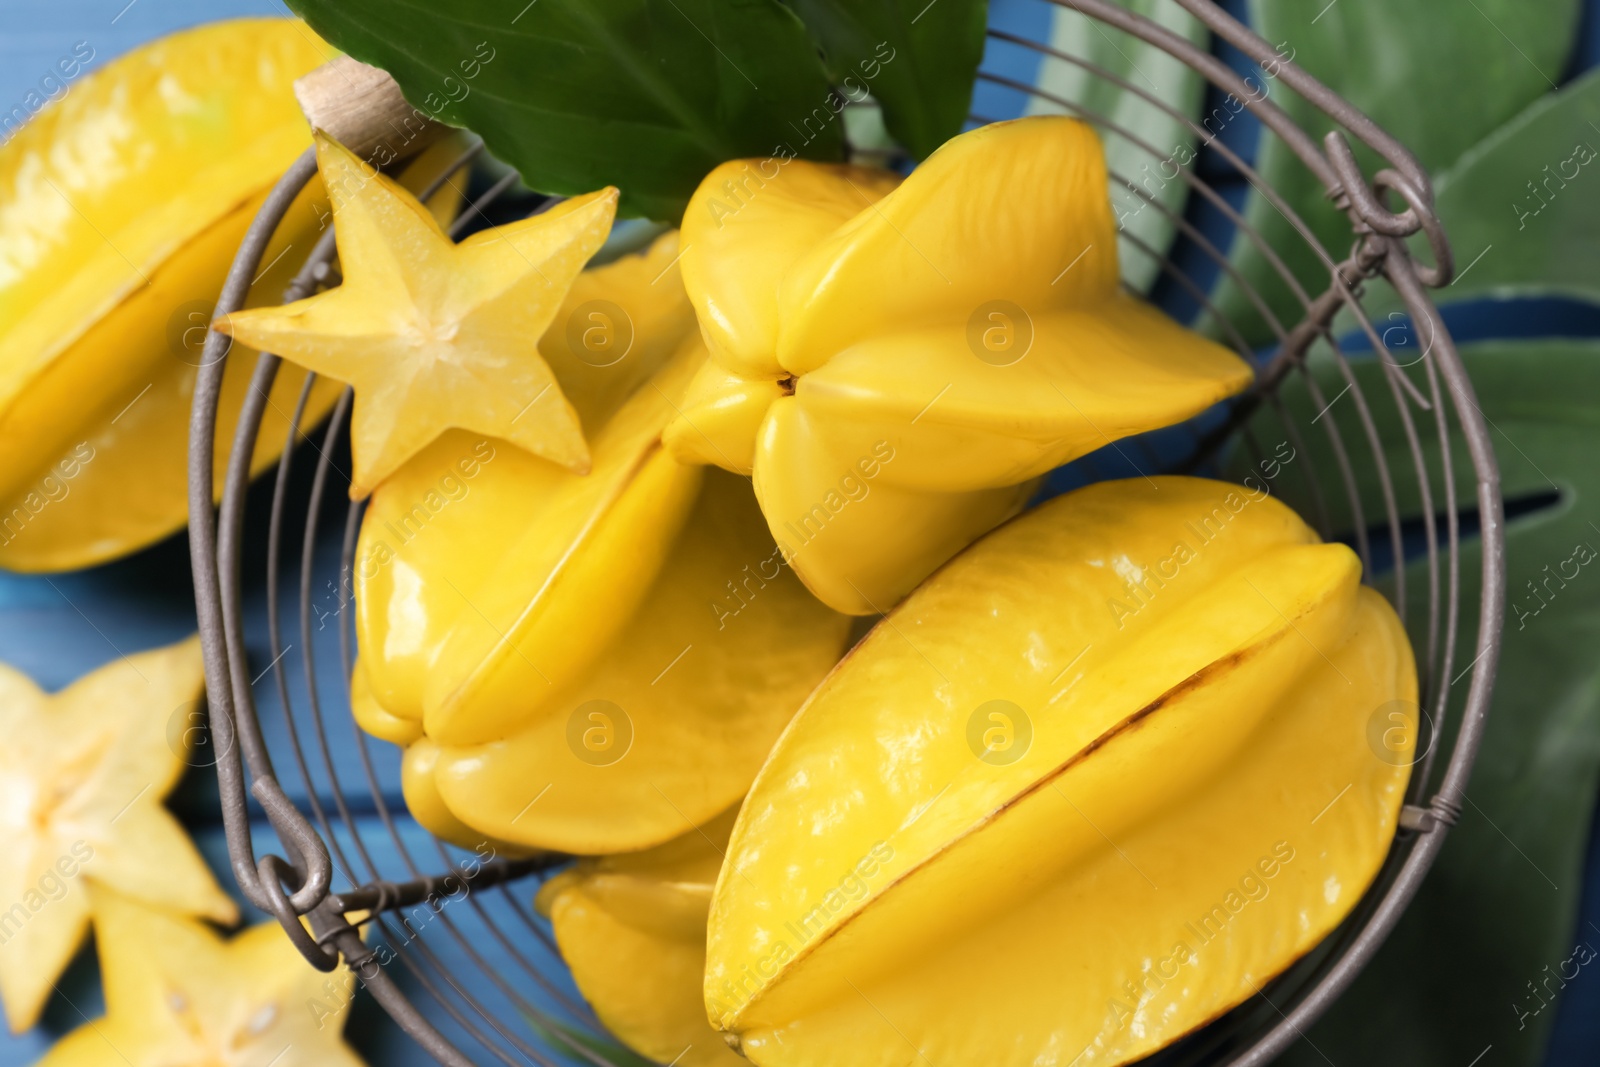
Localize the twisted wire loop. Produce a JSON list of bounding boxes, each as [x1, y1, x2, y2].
[[258, 854, 341, 971], [185, 1, 1506, 1062]]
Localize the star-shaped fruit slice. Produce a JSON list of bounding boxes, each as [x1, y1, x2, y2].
[[0, 636, 237, 1033], [219, 132, 618, 497], [37, 890, 365, 1066]]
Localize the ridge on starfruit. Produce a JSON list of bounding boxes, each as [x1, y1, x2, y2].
[[0, 18, 346, 571], [37, 889, 365, 1066], [219, 132, 620, 498], [351, 235, 852, 855], [705, 476, 1416, 1067], [535, 807, 744, 1067], [0, 637, 237, 1034], [664, 116, 1255, 614]]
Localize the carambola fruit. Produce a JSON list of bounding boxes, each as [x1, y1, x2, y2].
[[220, 132, 615, 498], [0, 19, 338, 571], [353, 236, 852, 854], [705, 476, 1416, 1067], [536, 808, 744, 1067], [37, 890, 364, 1066], [0, 637, 237, 1033], [0, 22, 467, 570], [664, 117, 1255, 615]]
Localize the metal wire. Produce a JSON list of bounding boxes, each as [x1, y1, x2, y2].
[[186, 1, 1506, 1063]]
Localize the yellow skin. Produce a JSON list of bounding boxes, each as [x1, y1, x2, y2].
[[706, 477, 1417, 1067], [0, 637, 237, 1033], [535, 809, 744, 1067], [37, 890, 364, 1066], [355, 234, 701, 737], [221, 133, 618, 498], [0, 19, 341, 572], [665, 117, 1255, 614], [352, 237, 852, 854]]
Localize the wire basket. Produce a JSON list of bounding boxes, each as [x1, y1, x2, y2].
[[186, 0, 1505, 1064]]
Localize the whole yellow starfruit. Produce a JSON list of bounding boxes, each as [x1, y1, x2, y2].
[[535, 808, 744, 1067], [705, 476, 1417, 1067], [354, 236, 853, 855], [664, 117, 1255, 614], [0, 19, 344, 571]]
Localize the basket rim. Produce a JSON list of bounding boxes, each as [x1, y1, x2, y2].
[[184, 2, 1506, 1064]]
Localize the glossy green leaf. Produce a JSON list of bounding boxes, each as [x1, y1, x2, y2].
[[1207, 0, 1581, 346], [1022, 0, 1208, 292], [285, 0, 844, 220], [1354, 69, 1600, 330], [1232, 340, 1600, 1067], [786, 0, 987, 160]]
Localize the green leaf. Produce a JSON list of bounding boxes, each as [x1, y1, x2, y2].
[[286, 0, 845, 221], [1206, 0, 1581, 346], [1020, 0, 1208, 292], [1354, 70, 1600, 328], [786, 0, 987, 160], [1232, 341, 1600, 1067]]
